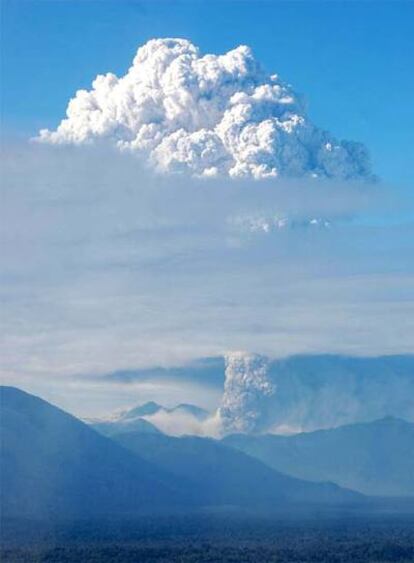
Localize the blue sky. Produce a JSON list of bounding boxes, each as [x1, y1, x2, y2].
[[1, 1, 413, 416], [2, 0, 414, 185]]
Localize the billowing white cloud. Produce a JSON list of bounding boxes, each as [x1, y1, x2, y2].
[[38, 38, 371, 180]]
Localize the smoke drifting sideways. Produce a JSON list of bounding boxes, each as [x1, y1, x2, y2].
[[1, 140, 413, 422], [38, 38, 372, 181], [83, 352, 414, 437], [126, 352, 414, 437]]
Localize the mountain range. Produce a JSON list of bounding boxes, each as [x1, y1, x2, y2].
[[0, 386, 363, 521], [0, 386, 188, 519], [113, 431, 359, 508], [89, 401, 210, 437], [223, 417, 414, 496], [123, 401, 210, 421]]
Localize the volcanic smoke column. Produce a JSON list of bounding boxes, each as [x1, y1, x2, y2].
[[218, 352, 276, 434]]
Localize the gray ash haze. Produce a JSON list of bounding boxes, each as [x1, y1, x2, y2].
[[1, 38, 413, 419], [88, 354, 414, 437], [218, 353, 414, 435]]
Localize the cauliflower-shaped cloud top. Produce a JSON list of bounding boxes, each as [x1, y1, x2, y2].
[[39, 38, 371, 180]]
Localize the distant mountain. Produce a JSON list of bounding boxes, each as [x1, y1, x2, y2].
[[122, 401, 163, 419], [223, 417, 414, 496], [90, 401, 210, 436], [112, 431, 363, 507], [91, 416, 161, 438], [0, 386, 189, 519], [0, 386, 368, 521], [120, 401, 209, 421]]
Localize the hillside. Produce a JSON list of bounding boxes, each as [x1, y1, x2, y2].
[[0, 386, 189, 519], [223, 417, 414, 496], [113, 431, 363, 507]]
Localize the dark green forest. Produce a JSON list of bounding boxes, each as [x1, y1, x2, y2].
[[2, 515, 414, 563]]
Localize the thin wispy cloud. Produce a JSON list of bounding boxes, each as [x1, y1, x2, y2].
[[1, 143, 412, 402]]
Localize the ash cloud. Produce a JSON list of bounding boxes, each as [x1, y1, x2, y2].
[[1, 142, 413, 409], [38, 38, 371, 181], [219, 352, 274, 433], [217, 353, 414, 435], [83, 352, 414, 437]]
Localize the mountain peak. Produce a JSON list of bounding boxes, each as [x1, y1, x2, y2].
[[121, 401, 164, 419]]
